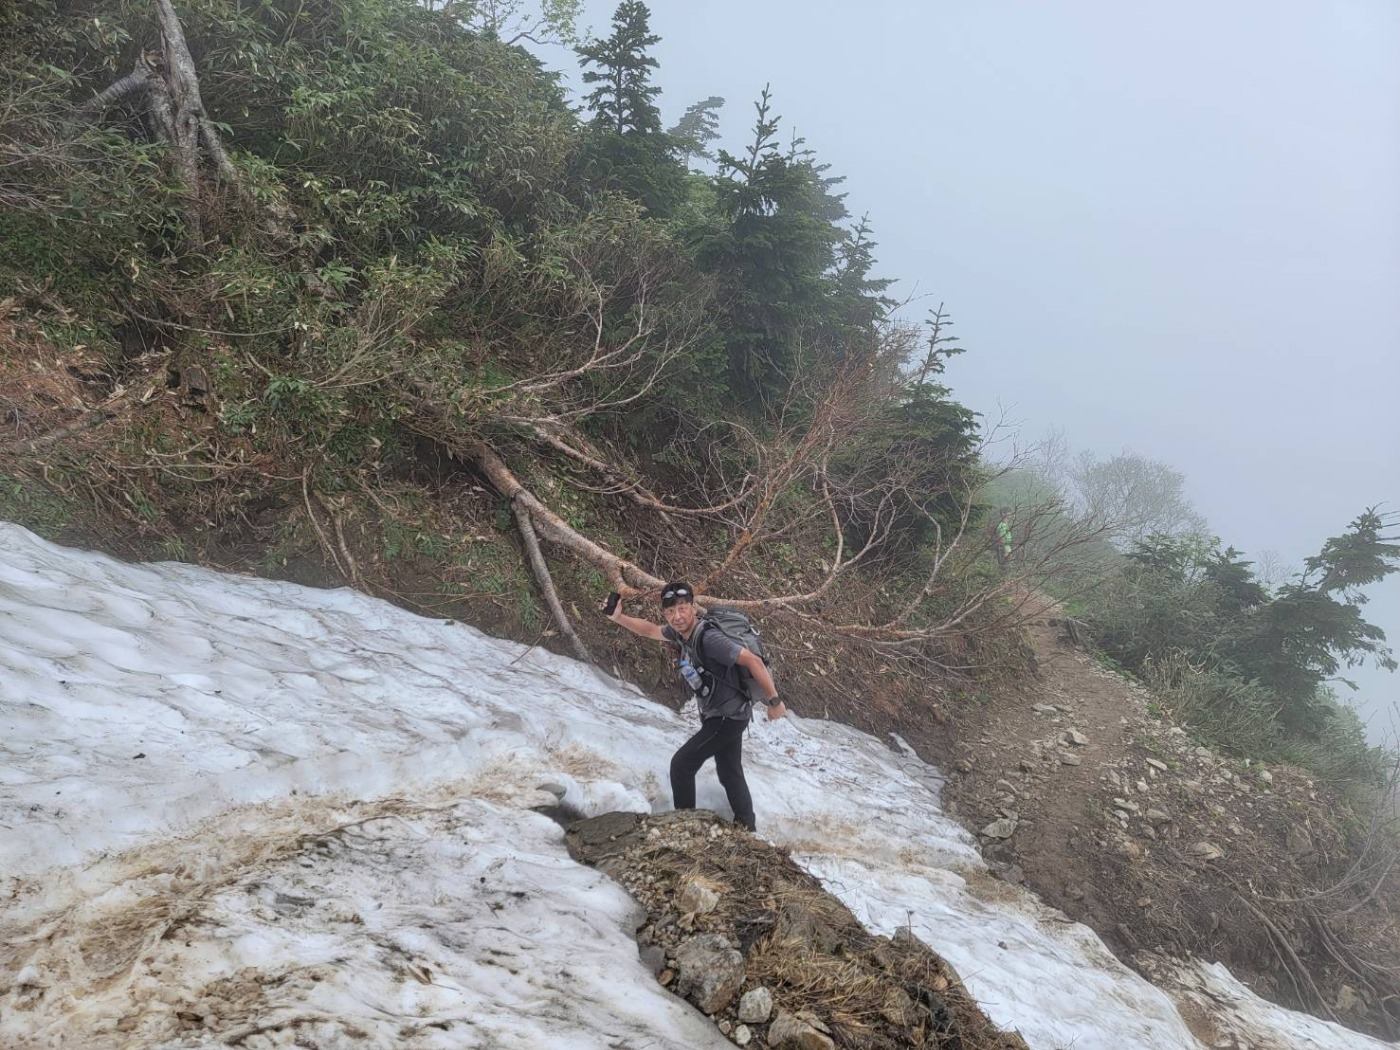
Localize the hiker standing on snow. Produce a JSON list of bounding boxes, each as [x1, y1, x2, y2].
[[603, 581, 785, 832]]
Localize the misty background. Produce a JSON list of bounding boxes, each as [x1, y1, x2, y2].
[[538, 0, 1400, 743]]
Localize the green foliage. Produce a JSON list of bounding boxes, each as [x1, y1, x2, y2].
[[1083, 513, 1398, 784], [574, 3, 687, 214], [0, 0, 986, 692], [830, 385, 980, 561], [0, 473, 74, 538], [668, 95, 725, 167], [577, 1, 663, 135], [687, 86, 856, 413]]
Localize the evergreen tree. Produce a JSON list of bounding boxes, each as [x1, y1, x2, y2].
[[577, 1, 662, 135], [1091, 512, 1398, 744], [574, 1, 683, 215], [910, 304, 964, 388], [692, 86, 848, 411], [1235, 509, 1399, 730], [830, 215, 895, 336], [668, 95, 724, 167]]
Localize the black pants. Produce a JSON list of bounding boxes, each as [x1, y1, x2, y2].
[[670, 717, 755, 831]]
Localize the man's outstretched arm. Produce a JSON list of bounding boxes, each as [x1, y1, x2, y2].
[[602, 592, 666, 642]]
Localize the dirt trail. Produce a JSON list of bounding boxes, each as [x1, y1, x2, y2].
[[924, 600, 1396, 1042]]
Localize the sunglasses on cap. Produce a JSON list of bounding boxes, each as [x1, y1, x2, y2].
[[660, 584, 693, 608]]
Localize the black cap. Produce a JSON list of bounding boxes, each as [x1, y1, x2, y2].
[[660, 581, 695, 608]]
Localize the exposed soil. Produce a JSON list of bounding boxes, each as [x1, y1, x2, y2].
[[921, 599, 1400, 1043]]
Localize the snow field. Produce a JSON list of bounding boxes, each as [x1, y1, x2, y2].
[[1, 523, 1392, 1049]]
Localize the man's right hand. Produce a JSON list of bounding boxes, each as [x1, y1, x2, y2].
[[602, 592, 621, 618]]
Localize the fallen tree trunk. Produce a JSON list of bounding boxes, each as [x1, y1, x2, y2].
[[511, 496, 592, 663]]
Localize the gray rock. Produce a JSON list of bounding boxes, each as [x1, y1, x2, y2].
[[676, 879, 720, 916], [737, 986, 773, 1023], [1188, 841, 1224, 861], [768, 1011, 836, 1050], [1145, 808, 1172, 824], [1059, 753, 1082, 766], [1061, 729, 1090, 746], [1335, 984, 1365, 1014], [981, 817, 1018, 839], [1145, 758, 1169, 773], [673, 934, 745, 1014], [1032, 703, 1059, 714], [638, 944, 666, 975], [734, 1024, 753, 1046], [880, 985, 916, 1025]]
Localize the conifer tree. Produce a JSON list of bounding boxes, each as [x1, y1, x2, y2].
[[577, 1, 662, 135], [694, 86, 848, 410], [574, 2, 683, 215], [668, 95, 724, 167]]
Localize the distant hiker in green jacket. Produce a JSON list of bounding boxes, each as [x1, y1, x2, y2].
[[994, 508, 1014, 567], [603, 581, 785, 832]]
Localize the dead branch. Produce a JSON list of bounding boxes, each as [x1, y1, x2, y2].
[[511, 498, 592, 663], [524, 422, 756, 519], [301, 467, 356, 585]]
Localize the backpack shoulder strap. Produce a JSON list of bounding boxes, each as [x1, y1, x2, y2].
[[686, 617, 713, 673]]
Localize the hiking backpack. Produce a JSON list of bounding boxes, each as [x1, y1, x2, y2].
[[692, 606, 774, 704]]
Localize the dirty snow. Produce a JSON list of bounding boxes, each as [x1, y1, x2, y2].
[[0, 523, 1391, 1049]]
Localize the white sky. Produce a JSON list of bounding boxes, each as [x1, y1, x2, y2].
[[1, 523, 1393, 1049], [538, 0, 1400, 743]]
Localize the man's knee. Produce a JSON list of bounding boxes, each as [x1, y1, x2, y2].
[[671, 746, 700, 779]]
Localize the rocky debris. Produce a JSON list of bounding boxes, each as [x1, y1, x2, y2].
[[677, 878, 720, 916], [936, 612, 1400, 1043], [566, 810, 1028, 1050], [768, 1010, 835, 1049], [737, 986, 774, 1023], [674, 933, 744, 1014], [982, 816, 1019, 839]]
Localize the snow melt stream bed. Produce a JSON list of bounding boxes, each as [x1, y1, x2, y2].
[[0, 524, 1391, 1049]]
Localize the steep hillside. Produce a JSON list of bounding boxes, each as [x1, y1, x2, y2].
[[931, 603, 1400, 1042]]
